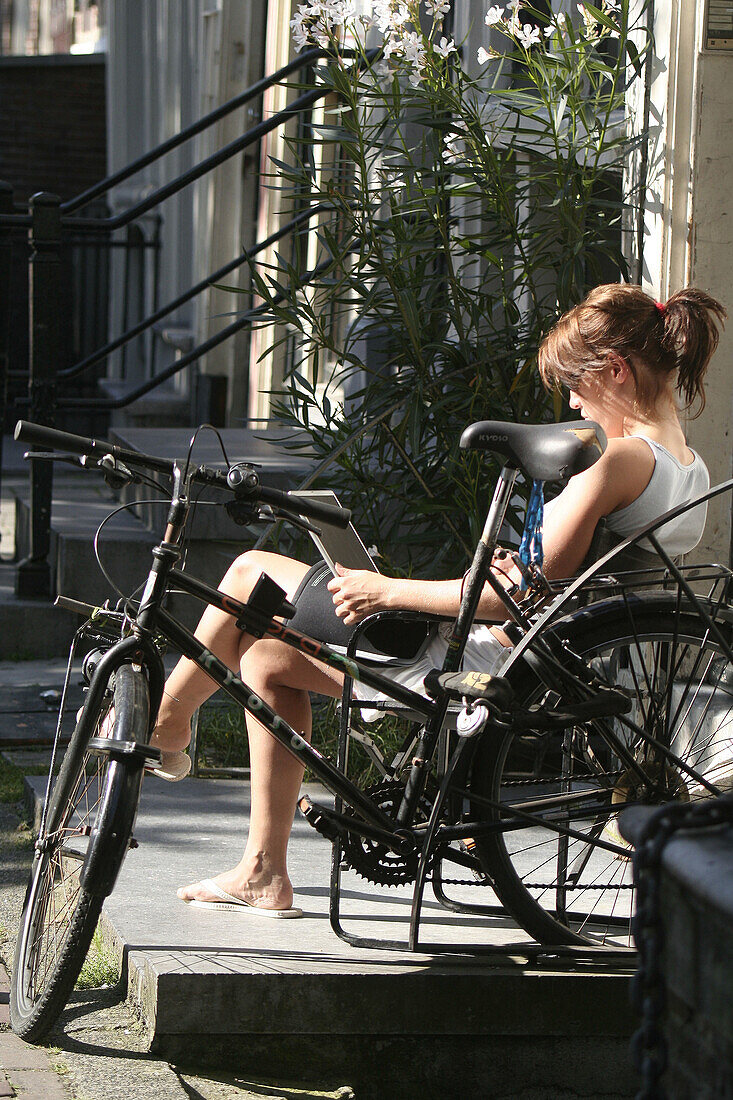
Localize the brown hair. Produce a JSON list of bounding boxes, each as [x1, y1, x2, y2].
[[538, 284, 727, 415]]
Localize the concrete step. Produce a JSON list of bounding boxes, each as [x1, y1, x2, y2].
[[9, 468, 246, 638], [0, 561, 81, 659], [22, 773, 637, 1098]]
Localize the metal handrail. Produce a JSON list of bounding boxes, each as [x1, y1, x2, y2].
[[55, 202, 335, 382], [61, 49, 329, 215], [55, 257, 335, 410]]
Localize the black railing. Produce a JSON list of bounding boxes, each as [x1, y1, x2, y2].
[[0, 47, 376, 598]]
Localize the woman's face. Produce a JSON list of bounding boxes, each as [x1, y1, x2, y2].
[[567, 365, 627, 437]]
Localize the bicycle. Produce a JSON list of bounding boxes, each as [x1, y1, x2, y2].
[[9, 417, 733, 1042]]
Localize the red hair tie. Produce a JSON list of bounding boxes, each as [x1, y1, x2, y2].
[[654, 300, 666, 315]]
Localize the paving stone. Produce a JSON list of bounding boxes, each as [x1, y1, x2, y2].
[[0, 1076, 14, 1097], [0, 1033, 50, 1071], [3, 1069, 68, 1099]]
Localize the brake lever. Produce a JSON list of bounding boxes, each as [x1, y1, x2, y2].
[[273, 507, 321, 537], [91, 453, 140, 490], [22, 450, 84, 467]]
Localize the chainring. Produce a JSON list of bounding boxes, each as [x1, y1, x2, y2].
[[341, 779, 433, 887]]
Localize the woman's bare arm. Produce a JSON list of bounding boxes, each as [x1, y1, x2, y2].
[[328, 437, 655, 624]]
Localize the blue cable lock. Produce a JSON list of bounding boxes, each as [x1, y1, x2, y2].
[[517, 479, 544, 588]]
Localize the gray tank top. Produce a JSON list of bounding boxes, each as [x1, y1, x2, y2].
[[604, 435, 709, 555]]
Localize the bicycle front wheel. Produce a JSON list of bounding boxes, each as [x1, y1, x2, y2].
[[11, 663, 150, 1041], [469, 594, 733, 949]]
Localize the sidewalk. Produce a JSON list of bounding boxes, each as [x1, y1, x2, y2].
[[0, 659, 639, 1099], [0, 972, 70, 1099]]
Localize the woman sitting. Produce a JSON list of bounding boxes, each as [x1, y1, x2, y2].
[[150, 283, 725, 916]]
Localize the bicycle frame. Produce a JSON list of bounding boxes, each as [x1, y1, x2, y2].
[[94, 462, 529, 850]]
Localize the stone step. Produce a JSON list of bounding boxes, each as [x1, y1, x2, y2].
[[0, 561, 81, 659], [22, 774, 638, 1098]]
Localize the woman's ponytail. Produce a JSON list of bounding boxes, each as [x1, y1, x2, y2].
[[660, 288, 727, 415], [538, 283, 726, 414]]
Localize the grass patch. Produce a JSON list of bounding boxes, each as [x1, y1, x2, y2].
[[195, 695, 414, 786], [75, 924, 121, 990], [0, 753, 27, 804]]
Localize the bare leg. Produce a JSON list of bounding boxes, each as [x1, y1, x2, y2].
[[178, 636, 342, 910], [153, 549, 345, 910], [152, 550, 313, 750]]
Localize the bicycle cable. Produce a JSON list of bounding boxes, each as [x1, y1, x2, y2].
[[181, 423, 232, 487]]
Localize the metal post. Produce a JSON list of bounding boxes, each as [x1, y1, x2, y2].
[[15, 192, 62, 599], [0, 181, 14, 510]]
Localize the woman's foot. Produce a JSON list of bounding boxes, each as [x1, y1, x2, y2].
[[150, 701, 192, 754], [177, 859, 294, 912], [88, 708, 192, 782], [144, 703, 193, 780]]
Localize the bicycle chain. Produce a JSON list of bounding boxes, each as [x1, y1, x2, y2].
[[630, 792, 733, 1099], [438, 877, 634, 890], [501, 769, 624, 787]]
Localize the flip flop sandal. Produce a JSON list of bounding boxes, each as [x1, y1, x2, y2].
[[182, 878, 303, 918]]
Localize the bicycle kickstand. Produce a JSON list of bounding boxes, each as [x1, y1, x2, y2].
[[408, 701, 493, 952]]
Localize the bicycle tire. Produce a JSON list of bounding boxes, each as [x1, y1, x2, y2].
[[11, 663, 150, 1041], [468, 593, 733, 949]]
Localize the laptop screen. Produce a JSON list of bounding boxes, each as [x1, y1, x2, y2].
[[287, 490, 379, 574]]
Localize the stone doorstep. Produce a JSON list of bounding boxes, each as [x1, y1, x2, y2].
[[28, 774, 634, 1059], [16, 776, 639, 1095]]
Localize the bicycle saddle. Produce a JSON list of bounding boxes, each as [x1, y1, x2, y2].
[[460, 419, 606, 483]]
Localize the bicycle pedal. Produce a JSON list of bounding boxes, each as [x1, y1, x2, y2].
[[459, 839, 492, 885], [298, 795, 341, 842]]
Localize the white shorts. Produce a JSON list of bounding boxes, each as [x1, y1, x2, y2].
[[353, 623, 510, 721]]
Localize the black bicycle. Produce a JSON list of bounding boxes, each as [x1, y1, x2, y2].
[[9, 417, 733, 1041]]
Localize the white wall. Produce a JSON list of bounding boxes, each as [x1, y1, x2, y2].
[[641, 0, 733, 563]]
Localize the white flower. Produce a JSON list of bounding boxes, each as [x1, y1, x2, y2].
[[291, 15, 310, 51], [545, 12, 567, 38], [505, 1, 520, 35], [477, 45, 492, 64], [425, 0, 451, 16], [434, 35, 456, 58], [383, 34, 404, 58], [577, 3, 599, 34], [517, 22, 541, 48], [485, 5, 504, 26], [442, 136, 462, 165]]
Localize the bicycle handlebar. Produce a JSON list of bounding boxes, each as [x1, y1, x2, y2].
[[14, 419, 352, 529]]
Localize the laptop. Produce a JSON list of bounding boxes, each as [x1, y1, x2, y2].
[[286, 489, 379, 574]]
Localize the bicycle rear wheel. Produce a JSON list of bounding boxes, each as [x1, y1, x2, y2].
[[11, 663, 150, 1041], [468, 594, 733, 948]]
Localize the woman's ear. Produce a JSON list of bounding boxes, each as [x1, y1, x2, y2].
[[606, 351, 631, 384]]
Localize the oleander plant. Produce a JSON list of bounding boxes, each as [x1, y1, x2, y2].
[[247, 1, 651, 575]]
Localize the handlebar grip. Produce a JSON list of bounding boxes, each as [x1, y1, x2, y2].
[[15, 420, 116, 459], [14, 419, 174, 476], [260, 487, 351, 529]]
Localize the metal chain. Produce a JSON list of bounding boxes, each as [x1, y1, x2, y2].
[[630, 792, 733, 1099], [438, 876, 635, 890], [501, 768, 623, 787]]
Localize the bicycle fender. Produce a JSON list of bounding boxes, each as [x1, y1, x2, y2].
[[80, 760, 144, 896], [80, 663, 150, 896]]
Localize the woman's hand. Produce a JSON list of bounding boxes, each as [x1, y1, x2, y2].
[[327, 564, 396, 625]]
